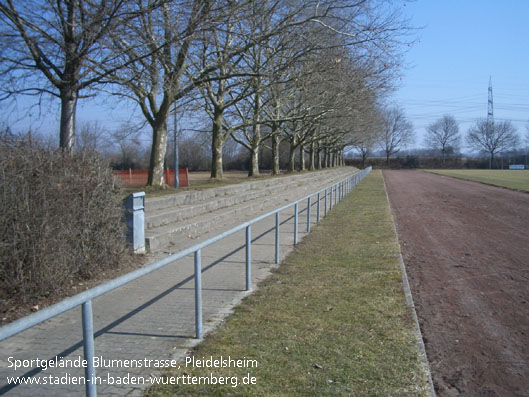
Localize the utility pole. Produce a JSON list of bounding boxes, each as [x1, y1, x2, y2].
[[487, 76, 494, 123], [487, 77, 495, 169], [173, 104, 179, 189]]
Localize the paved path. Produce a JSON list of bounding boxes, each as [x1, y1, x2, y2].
[[0, 168, 356, 396]]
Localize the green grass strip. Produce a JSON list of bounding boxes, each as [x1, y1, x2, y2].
[[425, 169, 529, 192], [146, 170, 430, 396]]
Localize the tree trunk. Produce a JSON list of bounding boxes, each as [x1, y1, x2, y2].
[[249, 144, 260, 177], [287, 144, 296, 173], [59, 88, 78, 154], [489, 152, 494, 169], [148, 121, 168, 187], [210, 108, 225, 179], [272, 134, 280, 175], [386, 152, 390, 167], [299, 144, 305, 171], [316, 143, 322, 170], [248, 131, 260, 177], [248, 80, 261, 177], [309, 141, 315, 171]]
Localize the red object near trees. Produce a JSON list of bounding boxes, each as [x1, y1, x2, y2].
[[114, 169, 189, 188]]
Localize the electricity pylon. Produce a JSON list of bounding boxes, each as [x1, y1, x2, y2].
[[487, 76, 494, 124]]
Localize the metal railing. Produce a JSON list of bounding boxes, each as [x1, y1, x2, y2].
[[0, 166, 372, 397]]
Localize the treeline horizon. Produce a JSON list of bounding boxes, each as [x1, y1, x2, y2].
[[0, 0, 414, 185]]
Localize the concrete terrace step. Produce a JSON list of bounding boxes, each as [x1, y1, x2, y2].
[[145, 168, 355, 252], [145, 170, 346, 230], [144, 169, 346, 212]]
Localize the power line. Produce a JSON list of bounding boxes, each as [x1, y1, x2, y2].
[[487, 77, 494, 123]]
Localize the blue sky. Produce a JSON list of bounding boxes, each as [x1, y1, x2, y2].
[[395, 0, 529, 149]]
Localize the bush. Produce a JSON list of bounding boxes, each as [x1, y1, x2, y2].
[[0, 136, 127, 300]]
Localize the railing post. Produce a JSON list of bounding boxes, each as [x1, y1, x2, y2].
[[330, 187, 333, 210], [294, 203, 299, 245], [307, 197, 311, 233], [82, 301, 97, 397], [194, 250, 202, 339], [275, 212, 280, 264], [124, 192, 145, 253], [317, 192, 321, 223], [246, 225, 251, 291], [325, 188, 328, 216]]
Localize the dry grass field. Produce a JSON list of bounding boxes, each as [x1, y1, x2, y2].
[[425, 169, 529, 192]]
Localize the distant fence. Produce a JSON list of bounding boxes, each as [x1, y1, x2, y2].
[[114, 168, 189, 187]]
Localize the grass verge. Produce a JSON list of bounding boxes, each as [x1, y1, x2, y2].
[[146, 170, 430, 396], [425, 169, 529, 192]]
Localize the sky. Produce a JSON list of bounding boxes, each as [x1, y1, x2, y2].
[[395, 0, 529, 149], [3, 1, 529, 151]]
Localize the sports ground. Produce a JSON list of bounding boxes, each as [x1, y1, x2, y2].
[[385, 170, 529, 396]]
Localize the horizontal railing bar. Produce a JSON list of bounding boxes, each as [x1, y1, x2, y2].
[[0, 167, 371, 342]]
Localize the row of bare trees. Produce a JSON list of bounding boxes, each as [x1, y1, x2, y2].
[[0, 0, 414, 186], [351, 109, 527, 169], [350, 105, 414, 167], [424, 115, 523, 169]]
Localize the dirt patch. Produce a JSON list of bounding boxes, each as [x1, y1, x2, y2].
[[383, 170, 529, 397]]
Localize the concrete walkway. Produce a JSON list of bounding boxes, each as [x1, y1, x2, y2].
[[0, 168, 357, 396]]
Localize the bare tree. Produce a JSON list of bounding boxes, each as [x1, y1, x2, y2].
[[76, 121, 107, 153], [194, 3, 262, 179], [102, 0, 225, 186], [0, 0, 131, 153], [379, 106, 414, 165], [425, 115, 460, 165], [197, 21, 247, 179], [105, 123, 148, 169], [351, 115, 382, 169], [467, 119, 519, 169], [525, 120, 529, 146], [524, 122, 529, 169]]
